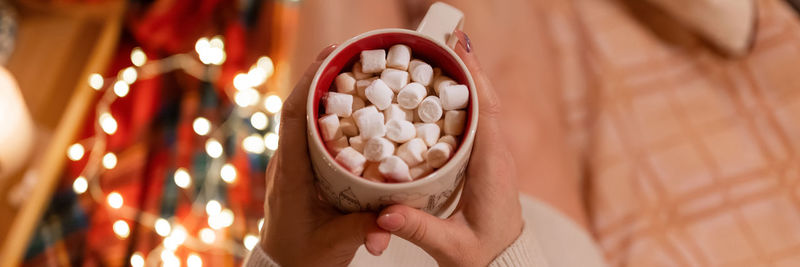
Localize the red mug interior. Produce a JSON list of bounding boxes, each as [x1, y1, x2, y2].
[[312, 31, 474, 181]]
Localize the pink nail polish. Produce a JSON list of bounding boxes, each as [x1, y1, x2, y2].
[[455, 30, 471, 52]]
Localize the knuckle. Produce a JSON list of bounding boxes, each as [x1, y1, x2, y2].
[[408, 218, 428, 242]]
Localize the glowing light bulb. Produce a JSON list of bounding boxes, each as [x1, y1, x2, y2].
[[195, 37, 210, 55], [243, 134, 265, 154], [247, 66, 267, 87], [234, 88, 259, 107], [210, 36, 224, 49], [192, 117, 211, 136], [205, 139, 223, 158], [107, 191, 123, 209], [233, 73, 250, 91], [154, 218, 171, 237], [258, 218, 265, 231], [250, 112, 268, 130], [199, 228, 215, 244], [131, 47, 147, 67], [113, 80, 129, 97], [130, 252, 145, 267], [160, 250, 180, 267], [273, 112, 281, 134], [67, 143, 85, 161], [89, 73, 104, 90], [264, 95, 282, 113], [173, 168, 191, 189], [220, 209, 234, 227], [206, 200, 221, 216], [244, 234, 259, 250], [257, 56, 275, 78], [163, 225, 186, 250], [102, 152, 117, 169], [121, 67, 138, 84], [113, 220, 130, 238], [220, 163, 237, 183], [187, 253, 203, 267], [73, 176, 88, 194], [99, 112, 118, 135], [264, 132, 279, 151]]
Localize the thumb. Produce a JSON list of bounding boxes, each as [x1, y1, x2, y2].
[[318, 212, 391, 257], [377, 205, 457, 258]]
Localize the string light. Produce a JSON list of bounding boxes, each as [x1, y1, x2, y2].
[[155, 218, 171, 237], [164, 225, 187, 250], [250, 112, 268, 130], [264, 95, 282, 113], [160, 250, 180, 267], [205, 200, 221, 216], [208, 208, 234, 229], [120, 67, 138, 84], [244, 234, 259, 250], [130, 252, 145, 267], [88, 73, 104, 90], [192, 117, 211, 136], [205, 139, 223, 158], [258, 218, 264, 231], [273, 111, 281, 134], [187, 253, 203, 267], [257, 56, 275, 78], [173, 168, 191, 189], [130, 47, 147, 67], [113, 220, 130, 238], [220, 163, 237, 183], [107, 192, 123, 209], [99, 112, 118, 135], [102, 152, 118, 169], [264, 132, 279, 151], [199, 228, 216, 244], [113, 80, 130, 97], [243, 134, 265, 154], [67, 143, 85, 161], [73, 176, 88, 194], [234, 88, 259, 107], [196, 36, 226, 65], [233, 73, 250, 91], [246, 66, 267, 87]]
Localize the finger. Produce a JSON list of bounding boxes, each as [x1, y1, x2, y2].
[[317, 212, 391, 257], [272, 45, 336, 197], [376, 205, 459, 259]]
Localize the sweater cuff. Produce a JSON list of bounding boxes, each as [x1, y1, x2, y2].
[[243, 242, 281, 267], [489, 223, 550, 267]]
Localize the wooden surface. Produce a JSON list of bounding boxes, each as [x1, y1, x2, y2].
[[0, 1, 123, 266]]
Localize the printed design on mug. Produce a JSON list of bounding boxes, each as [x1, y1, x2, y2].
[[455, 161, 467, 188], [425, 188, 455, 213], [378, 192, 426, 205], [338, 187, 361, 211]]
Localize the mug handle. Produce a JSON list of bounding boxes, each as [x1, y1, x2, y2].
[[416, 2, 464, 49]]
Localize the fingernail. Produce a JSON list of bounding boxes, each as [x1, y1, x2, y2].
[[455, 30, 471, 53], [365, 241, 384, 256], [377, 213, 405, 231]]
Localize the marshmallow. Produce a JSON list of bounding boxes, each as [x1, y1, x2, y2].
[[318, 114, 341, 141], [380, 69, 409, 92], [349, 136, 365, 153], [415, 123, 441, 147], [362, 162, 385, 183], [409, 60, 433, 86], [397, 82, 427, 109], [364, 137, 395, 162], [365, 79, 393, 110], [444, 110, 467, 136], [396, 138, 427, 166], [352, 96, 365, 111], [433, 76, 456, 95], [353, 106, 386, 139], [438, 135, 458, 148], [360, 49, 386, 73], [440, 84, 469, 110], [356, 77, 377, 100], [426, 142, 452, 168], [386, 119, 416, 143], [383, 104, 413, 123], [335, 147, 366, 175], [352, 62, 373, 79], [340, 116, 359, 137], [386, 44, 411, 70], [379, 156, 411, 182], [409, 164, 433, 180], [417, 96, 443, 123], [325, 92, 353, 117], [335, 72, 357, 95], [326, 136, 349, 155]]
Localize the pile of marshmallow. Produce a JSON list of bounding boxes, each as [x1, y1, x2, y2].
[[318, 44, 469, 183]]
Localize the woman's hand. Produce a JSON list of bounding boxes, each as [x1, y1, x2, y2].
[[259, 45, 391, 266], [375, 31, 524, 266]]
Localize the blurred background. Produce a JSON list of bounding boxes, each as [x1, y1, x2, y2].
[[3, 0, 800, 266]]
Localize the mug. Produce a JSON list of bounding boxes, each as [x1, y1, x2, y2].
[[305, 2, 478, 216]]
